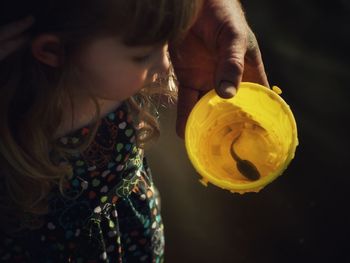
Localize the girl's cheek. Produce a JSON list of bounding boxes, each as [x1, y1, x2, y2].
[[106, 67, 147, 97], [119, 67, 148, 89], [121, 77, 145, 96]]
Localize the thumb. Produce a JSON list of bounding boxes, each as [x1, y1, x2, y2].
[[214, 26, 246, 99]]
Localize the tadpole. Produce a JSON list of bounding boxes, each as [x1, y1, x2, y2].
[[230, 132, 261, 181]]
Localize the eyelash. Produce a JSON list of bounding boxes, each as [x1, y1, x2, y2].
[[132, 53, 152, 64]]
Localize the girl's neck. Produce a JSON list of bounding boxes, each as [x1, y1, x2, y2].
[[53, 96, 122, 139]]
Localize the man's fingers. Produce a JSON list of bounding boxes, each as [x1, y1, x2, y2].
[[242, 29, 270, 87], [176, 86, 200, 139], [242, 58, 269, 87], [0, 15, 35, 42]]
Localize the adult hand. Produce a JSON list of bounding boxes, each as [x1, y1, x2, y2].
[[168, 0, 269, 139], [0, 15, 35, 61]]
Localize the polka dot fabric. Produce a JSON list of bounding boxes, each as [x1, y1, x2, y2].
[[0, 101, 165, 263]]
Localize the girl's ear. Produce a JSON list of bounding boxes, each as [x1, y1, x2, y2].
[[31, 34, 64, 67]]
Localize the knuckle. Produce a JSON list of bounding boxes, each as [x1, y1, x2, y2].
[[227, 57, 244, 75]]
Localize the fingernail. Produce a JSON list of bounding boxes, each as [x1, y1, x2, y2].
[[219, 81, 237, 98]]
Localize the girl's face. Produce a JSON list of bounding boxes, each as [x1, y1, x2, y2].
[[75, 36, 170, 101]]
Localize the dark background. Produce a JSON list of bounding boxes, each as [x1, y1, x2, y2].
[[146, 0, 350, 262]]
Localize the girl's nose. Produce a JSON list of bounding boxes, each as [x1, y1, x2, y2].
[[157, 49, 170, 75], [151, 45, 170, 76]]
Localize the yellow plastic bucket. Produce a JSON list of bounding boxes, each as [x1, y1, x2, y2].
[[185, 82, 299, 194]]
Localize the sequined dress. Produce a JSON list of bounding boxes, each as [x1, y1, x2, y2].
[[0, 101, 165, 263]]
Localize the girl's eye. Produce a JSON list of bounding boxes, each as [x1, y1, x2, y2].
[[132, 53, 153, 64]]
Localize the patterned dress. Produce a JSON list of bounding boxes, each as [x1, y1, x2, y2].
[[0, 101, 165, 263]]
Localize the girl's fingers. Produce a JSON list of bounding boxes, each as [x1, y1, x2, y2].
[[0, 35, 29, 60], [0, 15, 34, 42]]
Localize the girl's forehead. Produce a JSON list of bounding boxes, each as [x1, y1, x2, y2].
[[94, 36, 162, 53]]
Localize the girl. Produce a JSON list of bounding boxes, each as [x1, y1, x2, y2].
[[0, 0, 203, 262]]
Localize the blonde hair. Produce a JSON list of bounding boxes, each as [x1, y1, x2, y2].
[[0, 0, 204, 234]]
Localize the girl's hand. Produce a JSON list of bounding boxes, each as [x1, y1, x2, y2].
[[168, 0, 269, 139], [0, 15, 35, 61]]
